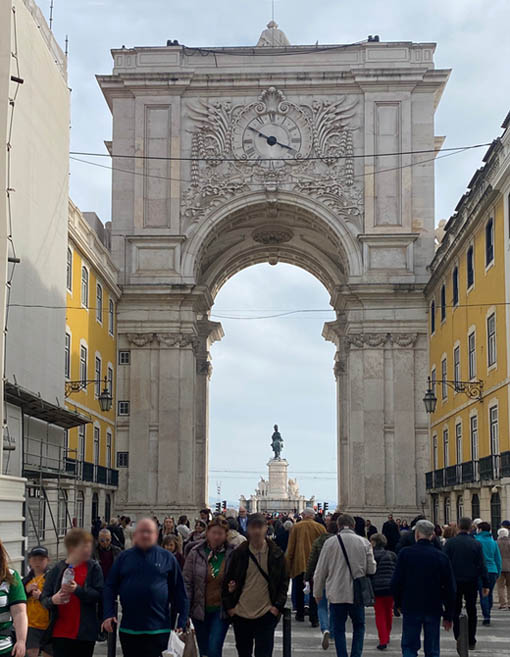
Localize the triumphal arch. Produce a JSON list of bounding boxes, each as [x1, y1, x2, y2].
[[98, 22, 450, 519]]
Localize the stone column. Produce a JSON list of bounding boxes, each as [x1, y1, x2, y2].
[[194, 320, 224, 508]]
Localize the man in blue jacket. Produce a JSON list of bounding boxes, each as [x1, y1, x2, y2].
[[102, 517, 188, 657], [391, 520, 456, 657]]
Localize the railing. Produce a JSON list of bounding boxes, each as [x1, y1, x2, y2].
[[461, 460, 478, 483], [433, 469, 444, 488], [479, 454, 500, 481], [445, 465, 460, 486], [83, 461, 94, 482], [97, 465, 107, 485], [425, 471, 433, 490], [107, 468, 119, 486]]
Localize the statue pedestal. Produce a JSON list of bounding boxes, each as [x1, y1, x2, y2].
[[267, 458, 289, 499]]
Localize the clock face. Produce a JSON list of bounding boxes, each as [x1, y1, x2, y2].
[[233, 108, 312, 168]]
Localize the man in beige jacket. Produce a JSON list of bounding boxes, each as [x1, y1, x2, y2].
[[314, 513, 376, 657], [286, 508, 326, 625]]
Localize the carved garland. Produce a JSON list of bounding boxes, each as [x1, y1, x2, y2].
[[345, 333, 419, 349], [125, 332, 200, 351]]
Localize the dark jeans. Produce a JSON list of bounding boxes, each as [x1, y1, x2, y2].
[[193, 610, 229, 657], [454, 579, 478, 645], [294, 573, 318, 622], [52, 639, 95, 657], [329, 603, 365, 657], [119, 631, 170, 657], [401, 613, 440, 657], [479, 572, 498, 621], [232, 612, 279, 657]]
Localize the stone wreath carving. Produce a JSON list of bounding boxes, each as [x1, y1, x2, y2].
[[183, 86, 362, 225], [156, 333, 200, 350], [126, 333, 154, 347], [345, 333, 418, 349]]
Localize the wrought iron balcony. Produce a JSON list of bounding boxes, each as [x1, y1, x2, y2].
[[426, 471, 433, 490], [96, 465, 107, 485], [107, 468, 119, 486], [501, 451, 510, 478], [479, 454, 500, 481], [461, 460, 479, 484], [82, 461, 94, 482], [445, 465, 460, 487], [433, 469, 445, 488]]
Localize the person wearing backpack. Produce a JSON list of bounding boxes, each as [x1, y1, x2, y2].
[[370, 534, 397, 651]]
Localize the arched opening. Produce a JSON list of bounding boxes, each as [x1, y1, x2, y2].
[[208, 263, 336, 507]]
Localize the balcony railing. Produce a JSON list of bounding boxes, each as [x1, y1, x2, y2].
[[461, 460, 478, 483], [501, 451, 510, 478], [433, 469, 444, 488], [445, 465, 460, 486], [107, 468, 118, 486], [96, 465, 107, 485], [426, 471, 433, 490], [83, 461, 94, 482], [479, 454, 500, 481]]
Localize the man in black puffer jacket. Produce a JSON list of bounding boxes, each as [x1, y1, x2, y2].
[[370, 533, 397, 651], [395, 515, 442, 554]]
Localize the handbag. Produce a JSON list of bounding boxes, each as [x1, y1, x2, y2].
[[337, 534, 375, 607]]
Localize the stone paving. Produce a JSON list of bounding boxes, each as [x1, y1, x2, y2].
[[94, 607, 510, 656]]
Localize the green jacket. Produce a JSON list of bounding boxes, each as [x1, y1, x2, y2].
[[305, 532, 335, 581]]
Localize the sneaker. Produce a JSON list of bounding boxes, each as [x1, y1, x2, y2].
[[321, 631, 330, 650], [482, 619, 490, 626], [376, 645, 387, 651]]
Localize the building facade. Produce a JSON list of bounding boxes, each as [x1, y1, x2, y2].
[[65, 201, 120, 530], [98, 23, 449, 520], [425, 113, 510, 528]]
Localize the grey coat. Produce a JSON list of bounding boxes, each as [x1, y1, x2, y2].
[[182, 540, 235, 621]]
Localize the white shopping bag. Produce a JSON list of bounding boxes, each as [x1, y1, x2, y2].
[[163, 630, 185, 657]]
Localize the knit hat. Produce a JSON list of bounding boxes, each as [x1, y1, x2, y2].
[[498, 528, 509, 538]]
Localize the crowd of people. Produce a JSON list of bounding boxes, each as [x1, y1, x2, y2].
[[0, 506, 508, 657]]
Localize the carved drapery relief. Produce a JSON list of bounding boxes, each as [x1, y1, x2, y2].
[[126, 333, 154, 347], [183, 87, 362, 226], [156, 333, 200, 351], [345, 333, 419, 349]]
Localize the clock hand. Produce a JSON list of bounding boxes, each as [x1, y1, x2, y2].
[[247, 126, 268, 139]]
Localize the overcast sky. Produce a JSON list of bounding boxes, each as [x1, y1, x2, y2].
[[45, 0, 510, 505]]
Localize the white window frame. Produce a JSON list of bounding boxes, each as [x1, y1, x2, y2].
[[119, 350, 130, 365], [443, 428, 449, 468], [79, 342, 88, 386], [78, 425, 86, 462], [440, 283, 447, 322], [76, 491, 84, 528], [452, 265, 459, 307], [430, 299, 436, 335], [466, 244, 475, 291], [107, 364, 113, 397], [487, 311, 497, 368], [93, 425, 100, 468], [96, 283, 103, 324], [118, 401, 130, 416], [468, 329, 476, 380], [65, 330, 71, 380], [455, 422, 462, 464], [106, 431, 112, 469], [470, 414, 478, 462], [108, 299, 115, 336], [95, 354, 102, 398], [432, 434, 438, 470], [489, 405, 499, 456], [431, 366, 437, 394], [485, 216, 495, 268], [66, 247, 73, 292], [441, 356, 447, 400], [81, 265, 89, 309], [453, 344, 460, 387]]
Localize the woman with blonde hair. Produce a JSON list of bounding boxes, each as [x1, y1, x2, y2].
[[0, 540, 27, 656]]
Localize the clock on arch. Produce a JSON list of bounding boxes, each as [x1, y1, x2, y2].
[[232, 87, 313, 168]]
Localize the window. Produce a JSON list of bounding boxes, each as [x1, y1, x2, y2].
[[95, 356, 101, 397], [452, 267, 459, 306], [470, 416, 478, 461], [440, 284, 446, 321], [430, 300, 436, 334], [65, 332, 71, 379], [444, 497, 451, 525], [491, 493, 501, 537], [433, 435, 438, 469], [487, 313, 496, 367], [467, 245, 474, 289], [109, 299, 114, 335], [471, 493, 480, 519], [431, 367, 437, 394], [57, 490, 68, 536], [455, 423, 462, 464], [117, 451, 129, 468], [80, 345, 87, 385], [76, 491, 84, 528], [119, 350, 130, 365], [81, 266, 89, 308], [107, 365, 113, 397], [118, 401, 130, 416], [432, 495, 439, 525], [96, 283, 103, 323], [92, 493, 99, 522], [453, 346, 460, 386], [106, 431, 112, 469], [485, 217, 494, 265], [441, 358, 447, 400], [105, 494, 112, 524], [489, 406, 499, 455], [443, 428, 449, 467], [94, 427, 100, 468], [468, 331, 476, 379], [66, 248, 73, 291], [456, 495, 464, 523], [78, 425, 86, 462]]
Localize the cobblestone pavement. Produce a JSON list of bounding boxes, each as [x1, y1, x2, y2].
[[94, 607, 509, 655]]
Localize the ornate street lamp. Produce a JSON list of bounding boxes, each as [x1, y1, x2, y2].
[[423, 376, 483, 414], [65, 376, 113, 412], [423, 378, 437, 414]]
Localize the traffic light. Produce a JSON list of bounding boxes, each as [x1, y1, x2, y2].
[[317, 503, 322, 512], [222, 500, 227, 511], [215, 502, 221, 513], [324, 502, 329, 512]]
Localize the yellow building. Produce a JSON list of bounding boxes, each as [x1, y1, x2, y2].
[[425, 112, 510, 527], [65, 200, 121, 528]]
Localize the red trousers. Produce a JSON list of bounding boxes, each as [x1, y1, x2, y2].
[[374, 595, 393, 646]]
